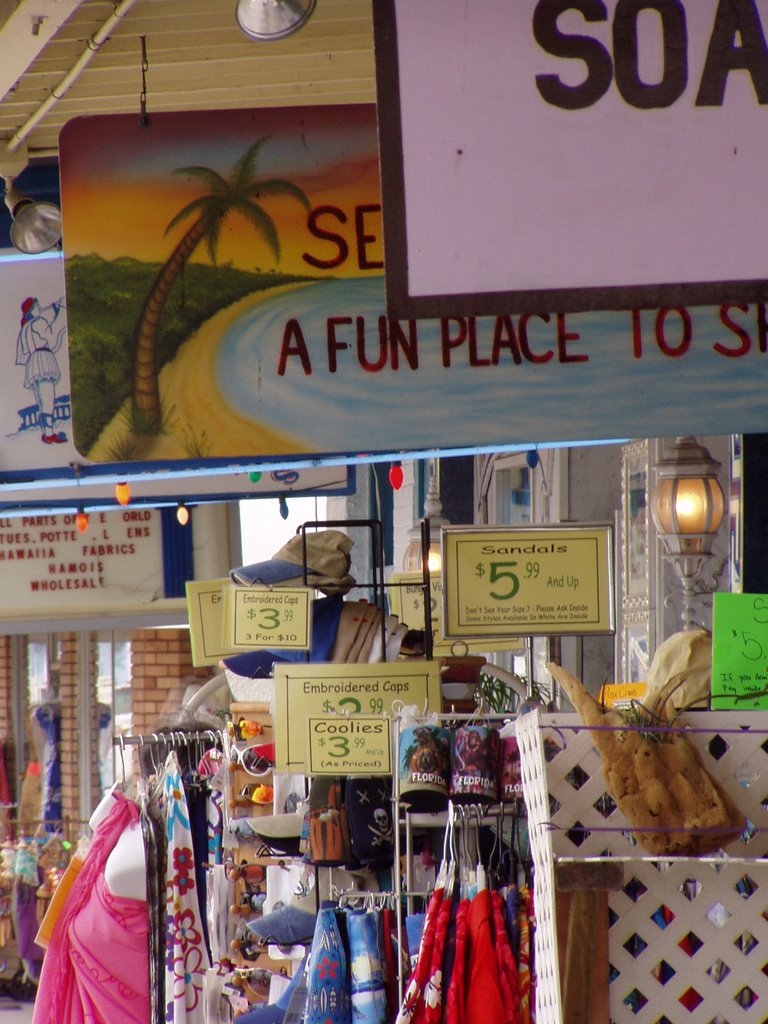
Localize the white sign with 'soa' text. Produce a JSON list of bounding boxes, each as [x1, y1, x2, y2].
[[374, 0, 768, 317], [0, 509, 164, 610]]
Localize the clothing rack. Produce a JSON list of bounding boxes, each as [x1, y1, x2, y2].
[[112, 729, 225, 780], [389, 708, 526, 1005], [112, 729, 226, 748]]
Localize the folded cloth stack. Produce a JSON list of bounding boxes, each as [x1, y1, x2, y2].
[[330, 601, 407, 663]]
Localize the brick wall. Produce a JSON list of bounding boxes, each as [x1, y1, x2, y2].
[[0, 637, 15, 839], [0, 637, 13, 747], [130, 628, 210, 737], [58, 633, 87, 824]]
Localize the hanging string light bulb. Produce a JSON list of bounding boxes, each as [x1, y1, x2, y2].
[[115, 481, 131, 506], [279, 496, 289, 520], [389, 463, 404, 490], [176, 503, 190, 526], [75, 508, 89, 534], [249, 471, 262, 483]]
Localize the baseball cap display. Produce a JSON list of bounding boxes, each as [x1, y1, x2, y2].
[[230, 530, 356, 595]]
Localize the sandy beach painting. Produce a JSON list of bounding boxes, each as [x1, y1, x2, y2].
[[59, 104, 383, 462]]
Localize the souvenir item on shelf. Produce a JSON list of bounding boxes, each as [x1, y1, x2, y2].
[[498, 725, 522, 804], [32, 792, 150, 1024], [345, 778, 395, 867], [163, 750, 211, 1023], [398, 723, 451, 813], [308, 778, 353, 867], [450, 724, 501, 804], [305, 903, 351, 1024], [230, 529, 356, 596], [347, 908, 388, 1024], [546, 660, 745, 856], [248, 905, 317, 947]]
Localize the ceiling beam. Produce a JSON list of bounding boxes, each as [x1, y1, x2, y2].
[[0, 0, 86, 105]]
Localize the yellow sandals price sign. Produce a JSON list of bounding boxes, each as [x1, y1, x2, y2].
[[221, 585, 312, 651], [274, 660, 441, 772], [306, 715, 391, 776], [442, 525, 615, 638]]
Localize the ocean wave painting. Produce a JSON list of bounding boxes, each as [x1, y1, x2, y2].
[[217, 276, 768, 453]]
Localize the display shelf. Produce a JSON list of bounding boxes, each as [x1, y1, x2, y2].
[[518, 708, 768, 1024]]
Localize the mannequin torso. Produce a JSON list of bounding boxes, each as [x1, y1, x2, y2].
[[90, 789, 147, 902]]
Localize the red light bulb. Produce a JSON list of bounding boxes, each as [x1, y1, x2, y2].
[[389, 465, 404, 490]]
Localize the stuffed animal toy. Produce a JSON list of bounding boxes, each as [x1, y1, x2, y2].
[[546, 661, 745, 856]]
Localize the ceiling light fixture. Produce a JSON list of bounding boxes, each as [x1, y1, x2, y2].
[[2, 178, 62, 254], [0, 145, 62, 255], [236, 0, 317, 41]]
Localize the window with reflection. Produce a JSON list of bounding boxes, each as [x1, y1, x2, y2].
[[25, 633, 62, 824], [96, 631, 132, 793]]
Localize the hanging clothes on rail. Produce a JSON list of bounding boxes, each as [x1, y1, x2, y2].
[[163, 750, 211, 1024], [402, 802, 536, 1024], [12, 838, 43, 985]]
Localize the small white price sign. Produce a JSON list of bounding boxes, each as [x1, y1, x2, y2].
[[222, 585, 312, 651], [442, 525, 614, 638], [306, 716, 391, 775]]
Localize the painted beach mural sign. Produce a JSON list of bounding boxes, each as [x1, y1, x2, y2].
[[59, 104, 768, 464]]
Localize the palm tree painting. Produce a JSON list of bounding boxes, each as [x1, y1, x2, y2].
[[131, 136, 310, 433]]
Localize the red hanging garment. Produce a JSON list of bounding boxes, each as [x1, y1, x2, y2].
[[395, 884, 444, 1024], [464, 886, 505, 1024], [444, 896, 469, 1024], [381, 906, 399, 1020], [423, 879, 455, 1024]]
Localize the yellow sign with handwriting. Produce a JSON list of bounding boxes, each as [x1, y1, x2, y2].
[[712, 592, 768, 709]]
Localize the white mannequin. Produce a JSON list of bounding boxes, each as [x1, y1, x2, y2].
[[89, 787, 147, 902]]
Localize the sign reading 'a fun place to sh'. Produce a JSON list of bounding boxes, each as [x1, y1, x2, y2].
[[60, 96, 768, 466]]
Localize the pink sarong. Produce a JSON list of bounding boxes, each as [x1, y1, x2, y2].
[[32, 792, 150, 1024], [56, 873, 150, 1022]]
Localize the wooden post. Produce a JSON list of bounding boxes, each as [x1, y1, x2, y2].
[[556, 861, 624, 1024]]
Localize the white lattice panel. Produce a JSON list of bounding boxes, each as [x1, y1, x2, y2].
[[518, 710, 768, 1024], [517, 709, 562, 1024]]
